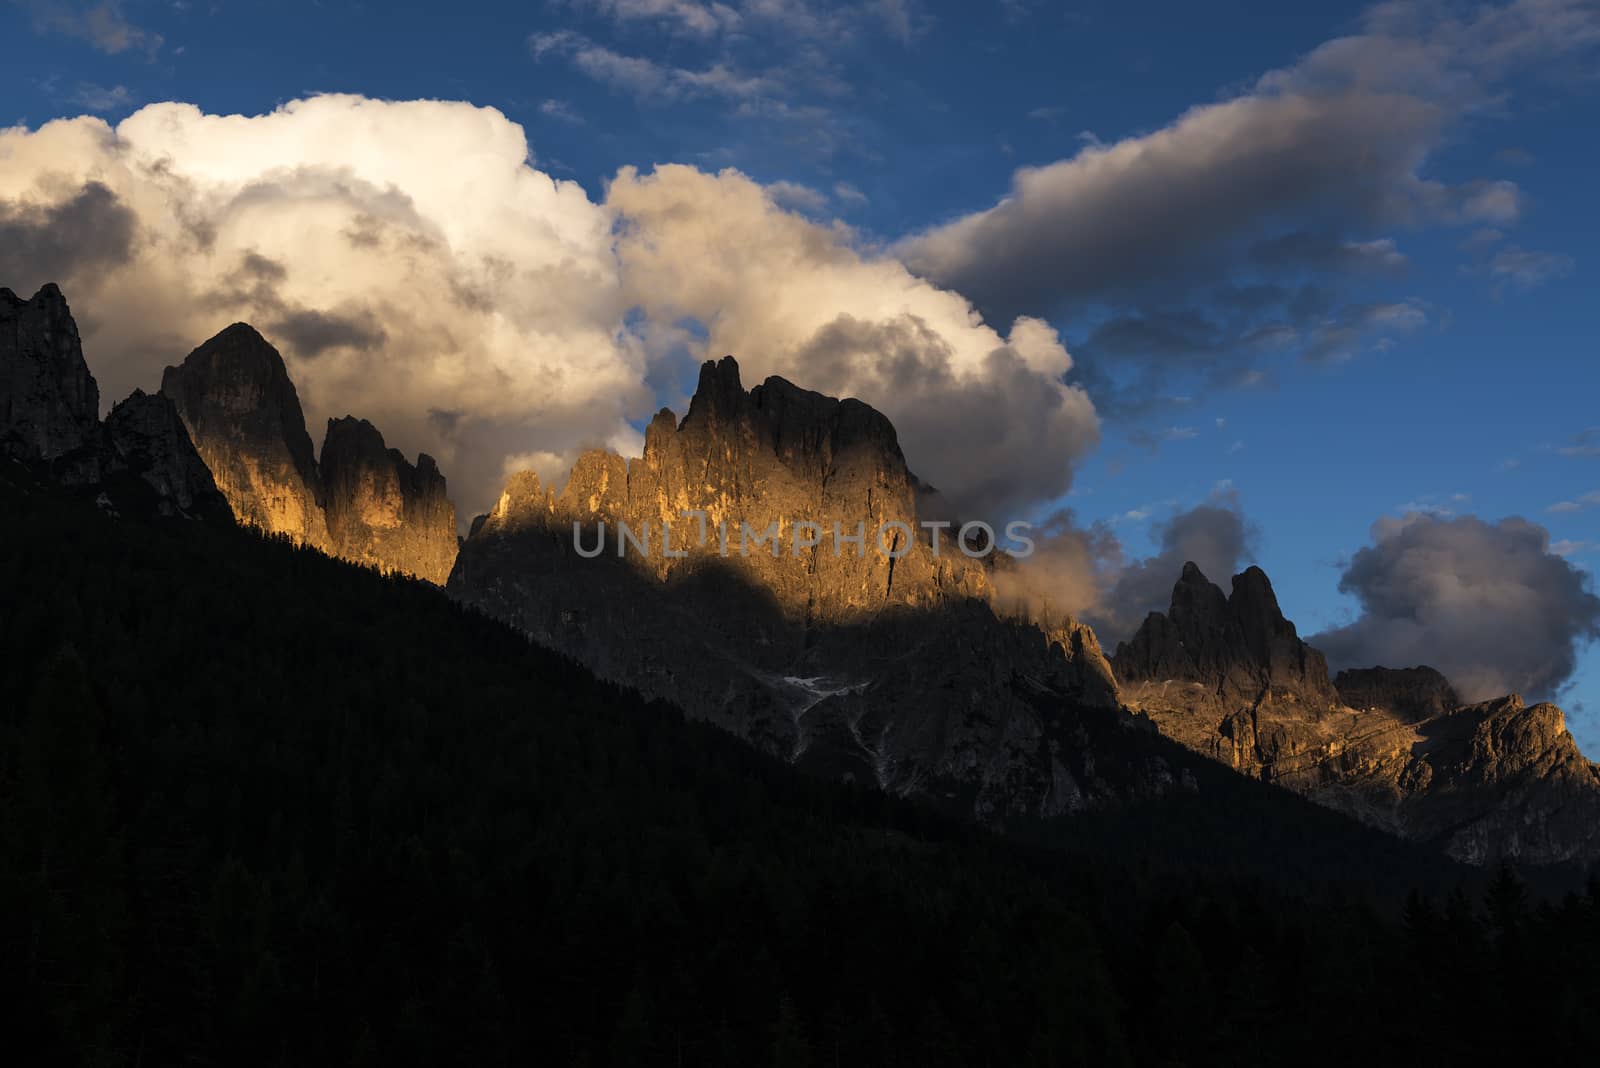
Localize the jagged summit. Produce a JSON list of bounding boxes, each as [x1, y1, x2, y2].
[[158, 324, 459, 581], [161, 323, 331, 550], [1, 283, 100, 464], [1114, 558, 1600, 863], [2, 283, 229, 519], [1113, 560, 1337, 709], [321, 415, 457, 584], [452, 352, 1146, 825]]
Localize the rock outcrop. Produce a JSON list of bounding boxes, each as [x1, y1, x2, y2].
[[161, 324, 332, 551], [1, 284, 101, 467], [1334, 666, 1460, 723], [321, 416, 457, 585], [1, 284, 229, 521], [103, 390, 231, 521], [1113, 563, 1600, 863], [451, 356, 1174, 825]]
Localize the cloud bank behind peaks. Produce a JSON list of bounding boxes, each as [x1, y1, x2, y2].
[[1314, 514, 1600, 703], [0, 96, 1096, 520], [0, 95, 647, 511], [607, 164, 1099, 521]]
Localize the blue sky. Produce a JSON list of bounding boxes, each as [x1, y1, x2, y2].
[[6, 0, 1599, 747]]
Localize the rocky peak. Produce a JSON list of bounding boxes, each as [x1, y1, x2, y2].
[[321, 416, 458, 584], [103, 390, 231, 521], [1, 283, 101, 463], [449, 355, 1141, 825], [1113, 561, 1336, 706], [680, 354, 748, 432], [161, 323, 331, 550]]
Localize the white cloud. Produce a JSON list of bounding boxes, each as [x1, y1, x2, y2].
[[1548, 491, 1600, 514], [606, 164, 1100, 519], [0, 95, 1099, 526], [832, 181, 868, 205], [1490, 245, 1576, 290], [539, 99, 584, 124], [764, 180, 829, 213], [529, 30, 775, 100], [567, 0, 743, 37], [69, 83, 135, 113], [0, 96, 647, 514]]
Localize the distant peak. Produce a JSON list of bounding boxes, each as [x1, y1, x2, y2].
[[684, 355, 748, 428], [1, 283, 69, 309], [214, 322, 269, 343], [1179, 561, 1207, 582]]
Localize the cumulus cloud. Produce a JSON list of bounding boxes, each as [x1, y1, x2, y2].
[[0, 181, 138, 285], [606, 163, 1100, 520], [1313, 514, 1600, 703], [987, 494, 1256, 645], [1086, 495, 1258, 646], [0, 96, 649, 512], [897, 0, 1598, 416], [0, 95, 1098, 526]]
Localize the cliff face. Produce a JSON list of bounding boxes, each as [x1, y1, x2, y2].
[[161, 324, 332, 551], [321, 416, 457, 585], [451, 357, 1173, 825], [1, 285, 231, 520], [159, 324, 459, 582], [1, 284, 101, 467], [1113, 563, 1600, 863]]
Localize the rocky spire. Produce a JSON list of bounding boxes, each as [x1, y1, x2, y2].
[[1, 284, 101, 463], [160, 323, 332, 550], [1112, 561, 1337, 706], [321, 416, 457, 584]]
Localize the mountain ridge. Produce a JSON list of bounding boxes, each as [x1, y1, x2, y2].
[[1113, 561, 1600, 863]]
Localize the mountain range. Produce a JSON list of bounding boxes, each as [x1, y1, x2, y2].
[[6, 281, 1599, 867]]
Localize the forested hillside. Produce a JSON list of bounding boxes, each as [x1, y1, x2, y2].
[[4, 480, 1600, 1066]]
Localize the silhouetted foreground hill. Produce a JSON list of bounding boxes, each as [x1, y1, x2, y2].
[[5, 478, 1600, 1066]]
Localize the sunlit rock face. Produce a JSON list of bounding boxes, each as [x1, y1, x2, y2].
[[1, 284, 100, 465], [452, 357, 1178, 827], [321, 416, 457, 584], [161, 324, 333, 551], [1114, 564, 1600, 864]]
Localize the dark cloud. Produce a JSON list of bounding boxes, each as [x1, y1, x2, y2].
[[269, 308, 389, 359], [0, 182, 138, 290], [1249, 232, 1408, 275], [1313, 514, 1600, 703], [899, 89, 1444, 327], [785, 312, 1098, 523], [1087, 495, 1258, 646], [428, 408, 463, 435], [898, 0, 1597, 422]]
